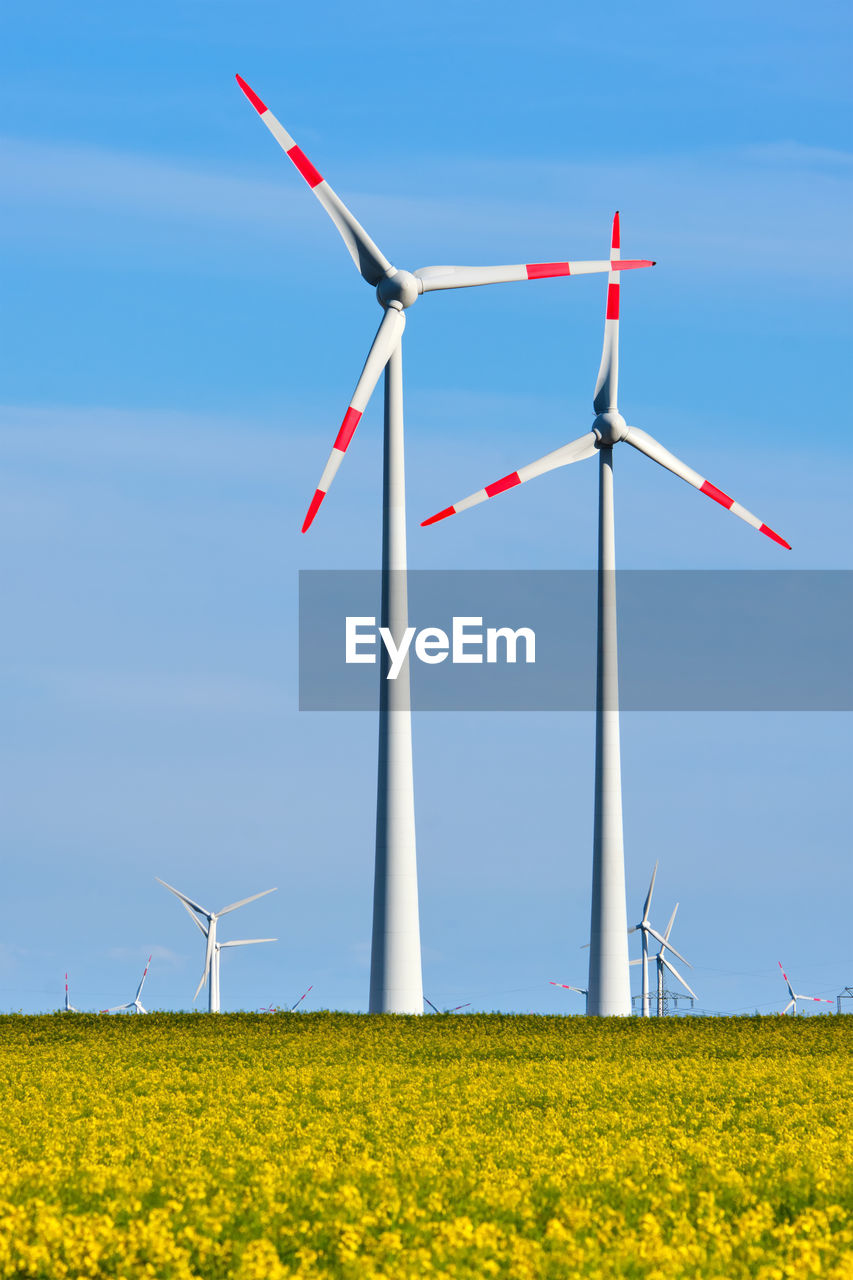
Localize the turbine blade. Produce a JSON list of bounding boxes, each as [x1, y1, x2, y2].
[[303, 308, 406, 531], [106, 1003, 131, 1013], [623, 427, 791, 549], [660, 954, 698, 1000], [217, 887, 278, 917], [646, 925, 691, 967], [235, 75, 393, 286], [549, 981, 587, 995], [783, 999, 796, 1015], [135, 955, 152, 1000], [180, 899, 208, 937], [156, 877, 211, 919], [593, 211, 622, 414], [424, 996, 440, 1013], [422, 432, 597, 526], [642, 860, 659, 924], [290, 985, 313, 1011], [778, 961, 796, 1001], [664, 903, 679, 941], [217, 938, 277, 947], [195, 931, 215, 1002], [415, 257, 654, 292]]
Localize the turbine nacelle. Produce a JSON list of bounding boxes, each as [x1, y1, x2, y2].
[[593, 412, 629, 445], [376, 269, 421, 310]]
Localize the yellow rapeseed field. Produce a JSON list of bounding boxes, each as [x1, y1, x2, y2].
[[0, 1013, 850, 1278]]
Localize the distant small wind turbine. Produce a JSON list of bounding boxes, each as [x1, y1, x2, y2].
[[778, 962, 834, 1016], [260, 986, 314, 1013], [628, 863, 692, 1017], [549, 980, 588, 1013], [157, 878, 277, 1013], [106, 956, 152, 1014], [424, 997, 471, 1014], [63, 972, 78, 1013], [651, 905, 697, 1014]]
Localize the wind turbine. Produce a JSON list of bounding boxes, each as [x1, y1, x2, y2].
[[235, 75, 654, 1015], [628, 862, 693, 1017], [651, 904, 697, 1015], [424, 997, 471, 1014], [259, 985, 314, 1014], [423, 213, 790, 1016], [157, 878, 277, 1013], [778, 962, 834, 1016], [106, 955, 152, 1015], [549, 980, 588, 1013], [63, 972, 78, 1013]]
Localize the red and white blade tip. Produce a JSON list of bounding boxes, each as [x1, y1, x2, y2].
[[611, 211, 620, 252], [702, 483, 791, 548], [302, 490, 326, 533], [235, 74, 267, 115]]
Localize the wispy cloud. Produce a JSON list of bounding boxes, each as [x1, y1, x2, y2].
[[0, 134, 849, 280]]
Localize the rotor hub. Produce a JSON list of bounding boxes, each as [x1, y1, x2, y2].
[[376, 269, 420, 310], [593, 411, 629, 445]]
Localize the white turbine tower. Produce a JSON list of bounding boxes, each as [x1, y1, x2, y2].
[[423, 213, 790, 1016], [157, 878, 277, 1013], [778, 962, 834, 1016], [106, 955, 152, 1015], [235, 76, 654, 1014]]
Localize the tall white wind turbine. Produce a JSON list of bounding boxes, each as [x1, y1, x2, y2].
[[778, 962, 834, 1016], [423, 213, 790, 1016], [106, 955, 152, 1015], [157, 878, 277, 1013], [235, 76, 655, 1014]]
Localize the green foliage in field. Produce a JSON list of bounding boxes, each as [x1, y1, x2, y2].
[[0, 1013, 851, 1278]]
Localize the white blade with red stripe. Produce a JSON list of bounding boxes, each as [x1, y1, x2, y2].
[[416, 258, 654, 293], [593, 212, 622, 414], [422, 432, 597, 526], [624, 426, 791, 549], [304, 306, 406, 531], [782, 999, 796, 1015], [549, 981, 588, 995], [778, 961, 796, 1001], [135, 955, 152, 1001], [236, 75, 393, 286]]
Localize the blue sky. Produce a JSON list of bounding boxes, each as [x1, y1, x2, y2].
[[0, 2, 850, 1015]]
